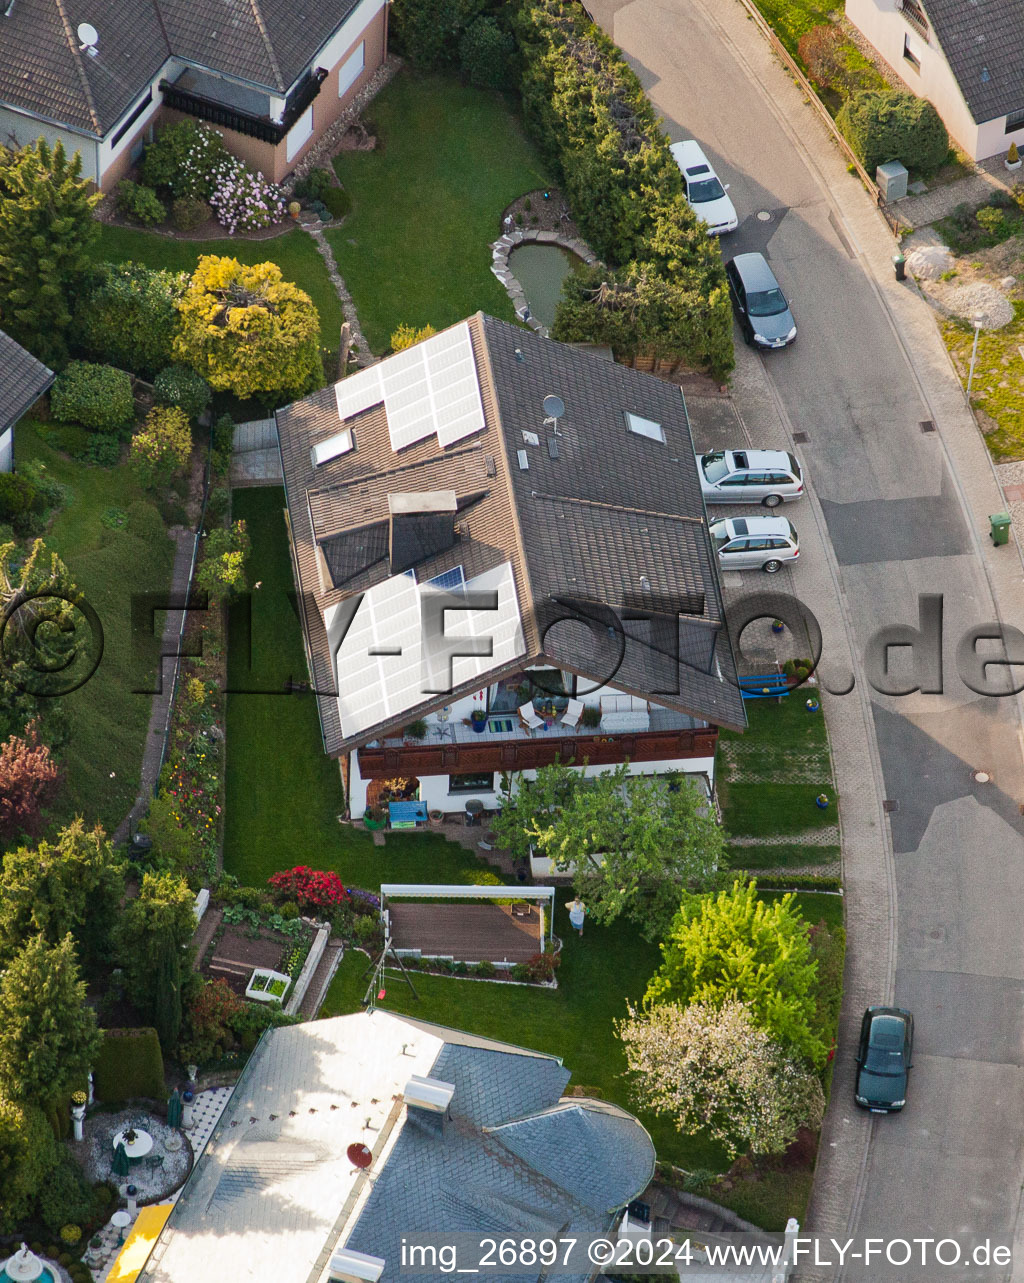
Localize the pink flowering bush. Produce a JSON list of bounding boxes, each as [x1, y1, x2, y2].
[[269, 866, 351, 912], [208, 156, 285, 233]]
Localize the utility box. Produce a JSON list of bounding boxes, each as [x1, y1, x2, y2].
[[876, 160, 909, 201], [990, 512, 1011, 545]]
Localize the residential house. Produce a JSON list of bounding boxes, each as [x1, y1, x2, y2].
[[0, 328, 54, 472], [0, 0, 388, 191], [845, 0, 1024, 161], [135, 1011, 656, 1283], [275, 313, 745, 822]]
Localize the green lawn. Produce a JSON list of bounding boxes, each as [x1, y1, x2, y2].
[[750, 0, 832, 56], [328, 71, 549, 354], [223, 488, 498, 890], [717, 695, 840, 869], [88, 224, 343, 354], [17, 422, 176, 833]]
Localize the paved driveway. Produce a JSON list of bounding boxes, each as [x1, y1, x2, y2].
[[586, 0, 1024, 1274]]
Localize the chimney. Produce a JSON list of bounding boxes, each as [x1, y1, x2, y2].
[[388, 491, 457, 575], [329, 1248, 386, 1283], [403, 1075, 455, 1113]]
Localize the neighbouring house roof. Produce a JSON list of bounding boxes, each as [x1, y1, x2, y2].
[[0, 0, 363, 137], [919, 0, 1024, 124], [0, 329, 54, 435], [275, 313, 745, 756], [136, 1011, 655, 1283]]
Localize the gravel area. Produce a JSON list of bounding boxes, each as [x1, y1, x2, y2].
[[76, 1108, 192, 1202], [935, 280, 1016, 328]]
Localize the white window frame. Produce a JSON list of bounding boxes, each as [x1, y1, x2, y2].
[[286, 103, 314, 161], [339, 42, 365, 98]]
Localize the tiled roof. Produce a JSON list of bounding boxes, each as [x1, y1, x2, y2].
[[0, 0, 361, 135], [0, 329, 54, 434], [921, 0, 1024, 123], [274, 313, 746, 755]]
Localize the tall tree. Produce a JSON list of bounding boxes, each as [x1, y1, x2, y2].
[[0, 934, 101, 1106], [492, 764, 722, 940], [0, 819, 125, 971], [0, 1094, 58, 1232], [0, 139, 101, 364], [0, 722, 61, 843], [617, 998, 825, 1158], [646, 880, 827, 1066], [114, 872, 196, 1050]]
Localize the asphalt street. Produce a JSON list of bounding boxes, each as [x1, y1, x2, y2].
[[586, 0, 1024, 1273]]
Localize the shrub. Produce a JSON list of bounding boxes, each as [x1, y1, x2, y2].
[[975, 205, 1012, 239], [473, 960, 497, 978], [390, 323, 437, 352], [460, 16, 516, 89], [307, 200, 331, 222], [0, 472, 38, 524], [51, 362, 134, 433], [179, 977, 243, 1067], [212, 412, 235, 455], [154, 363, 212, 422], [268, 866, 351, 912], [277, 900, 300, 920], [92, 1027, 165, 1103], [115, 180, 166, 226], [205, 485, 230, 526], [352, 915, 380, 944], [37, 1149, 95, 1235], [87, 433, 122, 467], [322, 187, 352, 219], [390, 0, 485, 69], [171, 196, 212, 231], [837, 89, 948, 175], [195, 519, 250, 601], [60, 1224, 82, 1245], [73, 263, 184, 380], [207, 156, 285, 233], [129, 405, 192, 489], [140, 120, 229, 199], [525, 951, 559, 983], [294, 167, 335, 203], [404, 719, 428, 739], [796, 24, 847, 92], [1010, 142, 1020, 165]]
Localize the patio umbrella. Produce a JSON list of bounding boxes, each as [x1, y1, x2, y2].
[[112, 1141, 131, 1178], [166, 1088, 183, 1128]]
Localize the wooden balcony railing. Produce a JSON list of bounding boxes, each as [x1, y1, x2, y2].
[[358, 727, 719, 778]]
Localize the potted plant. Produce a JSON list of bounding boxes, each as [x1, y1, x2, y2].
[[771, 618, 785, 634], [288, 200, 302, 219], [470, 708, 487, 734], [1007, 142, 1022, 172], [428, 808, 444, 828], [405, 719, 428, 741], [581, 704, 602, 729], [816, 793, 830, 810], [363, 806, 386, 831]]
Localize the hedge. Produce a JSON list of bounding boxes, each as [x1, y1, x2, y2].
[[837, 89, 948, 176], [73, 262, 184, 380], [93, 1027, 165, 1103], [51, 362, 134, 434]]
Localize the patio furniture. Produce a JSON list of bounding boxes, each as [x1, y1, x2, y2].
[[561, 698, 585, 729], [113, 1128, 154, 1163], [518, 702, 543, 731], [599, 693, 650, 732], [145, 1154, 165, 1171], [464, 799, 485, 827], [111, 1211, 131, 1245]]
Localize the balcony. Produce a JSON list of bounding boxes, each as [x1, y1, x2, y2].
[[357, 711, 718, 778], [897, 0, 929, 41], [160, 66, 327, 145]]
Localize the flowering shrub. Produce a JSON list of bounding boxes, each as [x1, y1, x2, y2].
[[268, 866, 351, 912], [129, 405, 192, 490], [141, 120, 228, 200], [208, 156, 286, 233]]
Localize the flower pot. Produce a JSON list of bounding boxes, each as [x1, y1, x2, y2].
[[1006, 159, 1022, 172], [428, 811, 444, 828], [815, 794, 829, 810], [771, 620, 785, 634], [805, 697, 821, 713], [470, 717, 487, 734]]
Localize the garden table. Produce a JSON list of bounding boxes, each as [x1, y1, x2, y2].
[[112, 1128, 154, 1163]]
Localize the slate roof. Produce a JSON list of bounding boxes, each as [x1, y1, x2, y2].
[[275, 313, 746, 755], [919, 0, 1024, 123], [0, 329, 54, 434], [137, 1011, 655, 1283], [0, 0, 362, 136]]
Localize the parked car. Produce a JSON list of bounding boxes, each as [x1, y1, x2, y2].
[[709, 516, 799, 572], [697, 449, 804, 507], [855, 1006, 914, 1113], [670, 139, 738, 234], [725, 252, 796, 348]]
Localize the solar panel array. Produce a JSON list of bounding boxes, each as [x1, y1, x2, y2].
[[332, 322, 484, 454], [328, 561, 524, 738]]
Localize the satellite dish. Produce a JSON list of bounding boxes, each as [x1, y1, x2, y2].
[[542, 394, 565, 420], [77, 21, 99, 52]]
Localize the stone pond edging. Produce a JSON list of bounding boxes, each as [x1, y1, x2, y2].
[[490, 228, 598, 338]]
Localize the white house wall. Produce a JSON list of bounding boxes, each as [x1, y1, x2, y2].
[[0, 428, 12, 474], [844, 0, 985, 158], [0, 107, 99, 182], [312, 0, 386, 77], [96, 63, 171, 184]]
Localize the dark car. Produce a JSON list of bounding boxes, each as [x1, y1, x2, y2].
[[855, 1007, 913, 1113], [725, 252, 796, 349]]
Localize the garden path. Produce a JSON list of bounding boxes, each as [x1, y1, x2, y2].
[[894, 153, 1018, 228]]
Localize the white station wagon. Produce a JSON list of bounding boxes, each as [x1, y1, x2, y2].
[[709, 516, 799, 573], [697, 449, 804, 507], [671, 139, 738, 235]]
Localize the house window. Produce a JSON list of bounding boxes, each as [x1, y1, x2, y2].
[[448, 772, 495, 793], [110, 88, 153, 147], [902, 35, 921, 71], [1006, 110, 1024, 135], [339, 42, 365, 98], [286, 103, 314, 161]]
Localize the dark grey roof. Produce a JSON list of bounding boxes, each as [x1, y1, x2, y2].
[[0, 0, 361, 135], [346, 1043, 655, 1283], [0, 329, 54, 434], [921, 0, 1024, 123]]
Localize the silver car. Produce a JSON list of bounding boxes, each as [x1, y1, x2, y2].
[[709, 516, 799, 573], [697, 449, 804, 506]]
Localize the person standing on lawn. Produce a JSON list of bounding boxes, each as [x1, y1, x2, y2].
[[568, 897, 586, 936]]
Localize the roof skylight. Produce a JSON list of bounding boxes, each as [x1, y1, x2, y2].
[[625, 411, 665, 443], [312, 428, 354, 467]]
